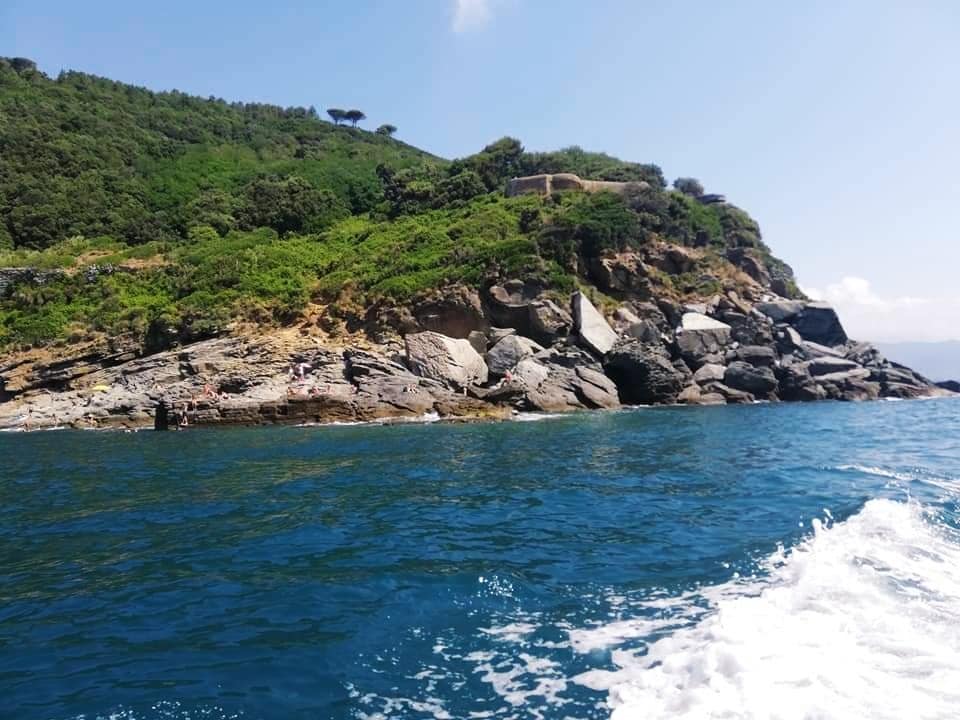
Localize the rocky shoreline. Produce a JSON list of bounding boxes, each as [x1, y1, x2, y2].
[[0, 282, 953, 432]]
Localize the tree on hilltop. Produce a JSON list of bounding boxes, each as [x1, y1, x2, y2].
[[673, 177, 704, 197], [345, 109, 366, 127], [375, 124, 397, 137], [326, 108, 346, 125]]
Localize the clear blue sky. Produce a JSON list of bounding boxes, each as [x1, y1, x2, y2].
[[3, 0, 959, 341]]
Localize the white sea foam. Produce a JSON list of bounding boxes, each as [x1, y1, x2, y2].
[[572, 498, 960, 719], [511, 412, 566, 422]]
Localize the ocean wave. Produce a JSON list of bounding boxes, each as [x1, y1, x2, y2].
[[573, 498, 960, 719]]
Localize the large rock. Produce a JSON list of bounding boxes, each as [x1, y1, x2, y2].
[[486, 335, 544, 377], [776, 363, 826, 401], [488, 348, 619, 411], [702, 382, 755, 404], [724, 361, 778, 396], [404, 331, 488, 387], [676, 313, 732, 360], [572, 291, 618, 356], [527, 299, 573, 346], [482, 280, 541, 334], [736, 345, 777, 367], [693, 363, 726, 385], [789, 302, 848, 346], [756, 300, 804, 322], [604, 339, 687, 404], [805, 356, 860, 377]]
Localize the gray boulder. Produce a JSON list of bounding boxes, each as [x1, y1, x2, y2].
[[572, 291, 618, 356], [528, 299, 573, 346], [404, 331, 489, 388], [625, 319, 661, 343], [491, 348, 619, 411], [736, 345, 777, 367], [702, 382, 755, 404], [693, 363, 726, 385], [805, 356, 860, 376], [724, 361, 778, 396], [676, 313, 732, 360], [604, 339, 687, 404], [776, 364, 826, 401], [789, 302, 848, 346], [486, 335, 544, 377], [800, 340, 846, 359], [756, 300, 804, 322]]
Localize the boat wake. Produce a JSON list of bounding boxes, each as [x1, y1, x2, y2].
[[575, 497, 960, 719], [356, 488, 960, 719]]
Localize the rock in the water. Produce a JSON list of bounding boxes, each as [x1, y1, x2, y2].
[[789, 302, 848, 346], [604, 340, 686, 404], [724, 361, 778, 396], [572, 291, 618, 356], [486, 335, 544, 377], [776, 364, 826, 401], [693, 363, 726, 385], [491, 348, 619, 411], [677, 384, 702, 404], [702, 382, 755, 404], [404, 331, 488, 387]]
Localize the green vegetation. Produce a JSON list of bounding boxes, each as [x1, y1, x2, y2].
[[0, 58, 798, 352], [0, 60, 430, 250]]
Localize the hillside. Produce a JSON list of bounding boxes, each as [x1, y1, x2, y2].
[[1, 57, 947, 430], [0, 57, 799, 351]]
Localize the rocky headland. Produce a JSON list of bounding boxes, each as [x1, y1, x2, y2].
[[0, 265, 950, 431], [0, 60, 953, 431]]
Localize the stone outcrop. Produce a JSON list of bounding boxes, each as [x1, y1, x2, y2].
[[0, 281, 952, 432], [482, 346, 620, 412], [790, 302, 848, 346], [404, 331, 488, 388], [572, 292, 618, 356], [604, 340, 686, 404]]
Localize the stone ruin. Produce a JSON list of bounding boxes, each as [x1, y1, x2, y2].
[[505, 173, 649, 198]]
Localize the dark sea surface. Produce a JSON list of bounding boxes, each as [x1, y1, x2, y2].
[[2, 399, 959, 720]]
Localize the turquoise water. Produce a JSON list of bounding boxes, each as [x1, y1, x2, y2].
[[2, 400, 960, 719]]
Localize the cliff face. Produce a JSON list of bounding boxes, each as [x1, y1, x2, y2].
[[0, 261, 948, 431]]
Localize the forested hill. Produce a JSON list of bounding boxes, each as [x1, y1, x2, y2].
[[0, 57, 433, 250], [0, 57, 799, 352]]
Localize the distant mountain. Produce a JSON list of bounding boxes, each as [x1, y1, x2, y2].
[[876, 341, 960, 382]]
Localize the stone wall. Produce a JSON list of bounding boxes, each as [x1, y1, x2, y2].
[[506, 173, 649, 198]]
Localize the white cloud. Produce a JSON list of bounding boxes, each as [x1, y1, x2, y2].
[[452, 0, 492, 32], [801, 276, 959, 343]]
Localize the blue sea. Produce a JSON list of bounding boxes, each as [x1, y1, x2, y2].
[[2, 399, 960, 720]]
